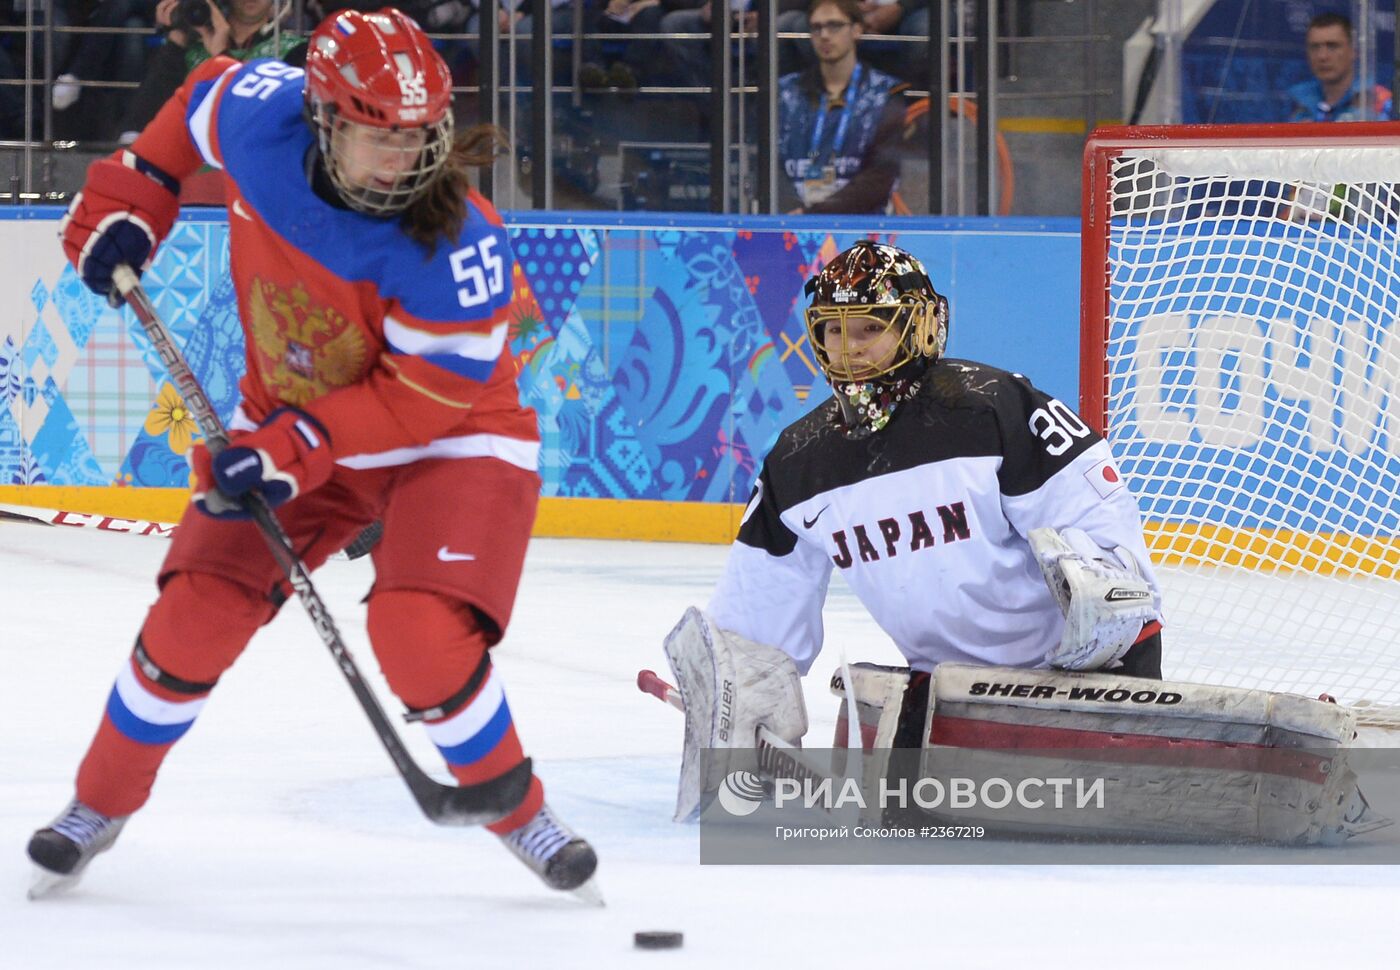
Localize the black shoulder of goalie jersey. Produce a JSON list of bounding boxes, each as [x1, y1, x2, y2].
[[968, 360, 1104, 497], [758, 358, 1042, 509], [918, 360, 1105, 494]]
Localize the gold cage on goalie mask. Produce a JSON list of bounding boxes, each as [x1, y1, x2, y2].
[[805, 298, 947, 382], [802, 242, 949, 383]]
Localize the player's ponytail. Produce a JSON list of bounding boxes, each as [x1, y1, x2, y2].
[[402, 123, 507, 251]]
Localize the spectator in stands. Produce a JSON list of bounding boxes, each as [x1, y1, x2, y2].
[[398, 0, 471, 32], [119, 0, 305, 142], [855, 0, 928, 83], [858, 0, 921, 36], [50, 0, 155, 114], [658, 0, 813, 88], [581, 0, 664, 89], [1286, 11, 1392, 122], [778, 0, 906, 214], [465, 0, 577, 86]]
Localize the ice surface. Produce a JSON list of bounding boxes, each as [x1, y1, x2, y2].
[[2, 523, 1397, 969]]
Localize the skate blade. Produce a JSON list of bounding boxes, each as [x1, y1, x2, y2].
[[28, 866, 79, 901], [569, 877, 605, 907]]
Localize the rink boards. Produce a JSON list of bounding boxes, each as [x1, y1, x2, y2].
[[0, 208, 1077, 542]]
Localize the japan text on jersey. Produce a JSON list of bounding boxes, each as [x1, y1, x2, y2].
[[708, 360, 1162, 674]]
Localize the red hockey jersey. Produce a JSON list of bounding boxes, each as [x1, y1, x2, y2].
[[131, 56, 538, 472]]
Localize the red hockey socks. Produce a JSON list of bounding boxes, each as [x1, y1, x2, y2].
[[367, 589, 544, 833], [75, 571, 273, 817]]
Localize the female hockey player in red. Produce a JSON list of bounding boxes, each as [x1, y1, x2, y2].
[[661, 241, 1166, 819], [28, 7, 598, 899]]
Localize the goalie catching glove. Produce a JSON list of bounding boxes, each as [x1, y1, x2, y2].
[[191, 408, 335, 519], [59, 150, 180, 302], [1030, 526, 1156, 671]]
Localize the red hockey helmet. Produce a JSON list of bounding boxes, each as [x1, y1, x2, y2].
[[305, 8, 455, 215]]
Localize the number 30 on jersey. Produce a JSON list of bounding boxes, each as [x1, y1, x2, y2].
[[450, 237, 506, 309], [1029, 398, 1092, 456]]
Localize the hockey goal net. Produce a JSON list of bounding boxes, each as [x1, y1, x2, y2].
[[1082, 123, 1400, 728]]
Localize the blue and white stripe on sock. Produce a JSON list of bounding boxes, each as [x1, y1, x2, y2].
[[422, 669, 513, 767], [105, 658, 207, 745]]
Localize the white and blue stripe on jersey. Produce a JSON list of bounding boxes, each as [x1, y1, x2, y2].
[[183, 59, 514, 385], [382, 311, 508, 384]]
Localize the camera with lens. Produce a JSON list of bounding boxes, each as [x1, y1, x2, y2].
[[171, 0, 217, 34]]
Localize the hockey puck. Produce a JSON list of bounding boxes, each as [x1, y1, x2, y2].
[[634, 931, 683, 950]]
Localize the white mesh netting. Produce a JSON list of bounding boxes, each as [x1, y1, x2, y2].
[[1105, 145, 1400, 725]]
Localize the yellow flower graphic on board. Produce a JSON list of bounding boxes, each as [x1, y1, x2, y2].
[[145, 383, 199, 455]]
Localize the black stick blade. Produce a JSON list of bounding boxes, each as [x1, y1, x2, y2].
[[411, 758, 534, 826]]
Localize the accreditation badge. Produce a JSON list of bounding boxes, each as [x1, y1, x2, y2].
[[804, 165, 840, 206]]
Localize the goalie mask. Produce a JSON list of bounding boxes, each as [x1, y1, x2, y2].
[[804, 242, 949, 436], [305, 8, 454, 216]]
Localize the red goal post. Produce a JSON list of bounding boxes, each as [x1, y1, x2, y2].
[[1079, 123, 1400, 726]]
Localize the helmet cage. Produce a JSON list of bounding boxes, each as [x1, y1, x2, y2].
[[312, 103, 454, 216], [804, 293, 947, 383]]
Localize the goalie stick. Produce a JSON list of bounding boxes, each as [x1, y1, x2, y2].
[[636, 669, 845, 813], [112, 265, 529, 826]]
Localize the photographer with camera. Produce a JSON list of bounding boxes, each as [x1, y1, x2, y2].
[[118, 0, 306, 143]]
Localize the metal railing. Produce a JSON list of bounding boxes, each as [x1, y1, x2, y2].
[[0, 0, 1124, 215]]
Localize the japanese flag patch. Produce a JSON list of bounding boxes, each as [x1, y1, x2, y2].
[[1084, 458, 1125, 499]]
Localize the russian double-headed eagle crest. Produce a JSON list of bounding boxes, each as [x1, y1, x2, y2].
[[248, 279, 369, 406]]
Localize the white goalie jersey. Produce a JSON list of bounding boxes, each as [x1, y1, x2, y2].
[[708, 359, 1164, 674]]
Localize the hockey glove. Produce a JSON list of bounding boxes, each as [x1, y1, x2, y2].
[[59, 150, 181, 302], [191, 408, 335, 519], [1030, 526, 1156, 671]]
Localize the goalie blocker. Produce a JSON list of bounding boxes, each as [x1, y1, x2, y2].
[[829, 662, 1391, 845]]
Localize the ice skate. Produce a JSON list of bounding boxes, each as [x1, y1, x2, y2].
[[26, 799, 127, 900], [499, 803, 602, 904]]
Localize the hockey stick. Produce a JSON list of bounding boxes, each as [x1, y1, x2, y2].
[[341, 519, 383, 560], [0, 501, 373, 560], [0, 502, 179, 537], [113, 266, 529, 826], [636, 669, 841, 799]]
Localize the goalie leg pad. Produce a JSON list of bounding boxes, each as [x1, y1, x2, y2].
[[923, 664, 1392, 845], [828, 663, 910, 750], [663, 607, 808, 821], [828, 663, 918, 826]]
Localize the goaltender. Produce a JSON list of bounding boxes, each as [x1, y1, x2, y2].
[[660, 241, 1385, 845]]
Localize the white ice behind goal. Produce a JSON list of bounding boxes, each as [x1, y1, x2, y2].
[[1082, 124, 1400, 727]]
